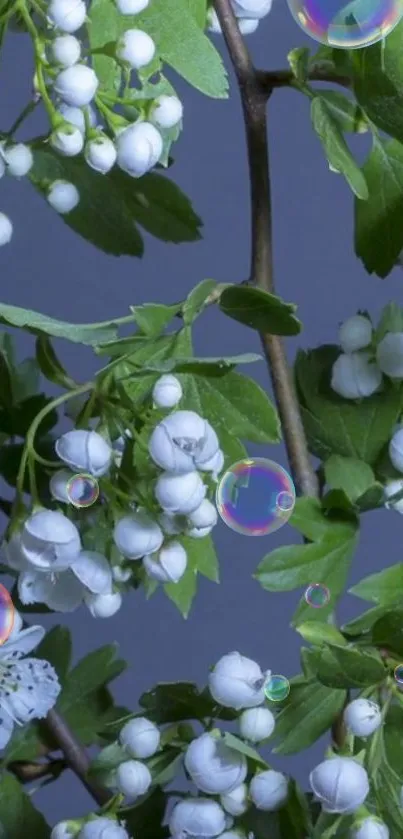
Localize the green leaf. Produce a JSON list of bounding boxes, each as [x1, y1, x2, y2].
[[186, 0, 207, 27], [349, 564, 403, 606], [342, 605, 388, 637], [35, 335, 76, 388], [307, 644, 385, 688], [295, 345, 403, 464], [310, 96, 368, 199], [222, 732, 268, 767], [164, 564, 198, 618], [372, 609, 403, 656], [295, 621, 347, 647], [0, 301, 120, 345], [355, 137, 403, 277], [316, 90, 367, 134], [219, 285, 301, 336], [371, 727, 403, 833], [90, 742, 128, 775], [88, 0, 121, 91], [376, 302, 403, 342], [353, 22, 403, 144], [278, 779, 312, 838], [324, 454, 376, 503], [30, 147, 202, 256], [287, 47, 310, 84], [137, 353, 262, 376], [182, 279, 220, 325], [0, 773, 51, 838], [179, 534, 219, 582], [130, 303, 180, 337], [34, 625, 72, 684], [272, 678, 347, 754], [121, 788, 168, 839], [138, 682, 227, 724]]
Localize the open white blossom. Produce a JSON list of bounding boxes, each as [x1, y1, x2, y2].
[[0, 623, 61, 748], [119, 716, 160, 758], [169, 798, 226, 838], [343, 698, 382, 737], [309, 756, 370, 814], [113, 511, 163, 559], [55, 429, 112, 476], [184, 732, 247, 795], [209, 651, 269, 710], [149, 410, 219, 474], [20, 509, 81, 571], [15, 547, 112, 612]]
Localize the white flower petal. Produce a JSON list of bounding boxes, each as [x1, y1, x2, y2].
[[18, 570, 85, 612], [0, 708, 14, 748], [0, 625, 45, 660], [0, 658, 60, 724], [71, 550, 112, 594]]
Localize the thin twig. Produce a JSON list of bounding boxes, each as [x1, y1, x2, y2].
[[213, 0, 319, 499], [45, 708, 111, 805], [9, 758, 67, 783], [257, 68, 351, 93]]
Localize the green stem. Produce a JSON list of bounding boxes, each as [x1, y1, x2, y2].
[[5, 97, 41, 139], [17, 2, 54, 120]]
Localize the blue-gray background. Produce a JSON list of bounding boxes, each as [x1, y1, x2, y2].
[[0, 3, 399, 828]]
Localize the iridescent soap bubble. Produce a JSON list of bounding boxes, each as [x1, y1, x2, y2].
[[304, 583, 330, 608], [394, 664, 403, 685], [264, 675, 290, 702], [215, 458, 295, 536], [286, 0, 403, 48], [67, 473, 99, 508], [0, 585, 14, 645]]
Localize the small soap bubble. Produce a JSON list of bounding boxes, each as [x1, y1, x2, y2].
[[67, 473, 99, 508], [216, 458, 295, 536], [264, 675, 290, 702], [0, 585, 14, 645], [286, 0, 403, 48], [394, 664, 403, 685], [305, 583, 330, 607]]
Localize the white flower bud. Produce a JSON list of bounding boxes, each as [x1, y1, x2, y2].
[[85, 591, 122, 617], [169, 798, 226, 838], [152, 374, 183, 408], [113, 511, 163, 559], [50, 822, 76, 839], [238, 17, 259, 32], [330, 352, 382, 399], [71, 550, 112, 594], [149, 410, 219, 474], [186, 499, 218, 539], [3, 143, 33, 177], [209, 651, 269, 710], [55, 429, 112, 476], [51, 34, 81, 66], [119, 717, 160, 758], [231, 0, 272, 17], [47, 180, 80, 213], [80, 818, 130, 839], [152, 95, 183, 129], [115, 759, 152, 800], [389, 427, 403, 473], [155, 471, 206, 515], [343, 698, 382, 737], [21, 509, 81, 571], [239, 707, 275, 742], [309, 757, 370, 814], [143, 540, 187, 583], [51, 125, 84, 156], [384, 479, 403, 513], [351, 817, 390, 839], [116, 0, 149, 12], [197, 448, 225, 482], [339, 315, 372, 353], [112, 565, 132, 583], [158, 512, 187, 534], [250, 770, 288, 811], [84, 134, 116, 173], [184, 732, 247, 795], [117, 29, 155, 69], [0, 212, 13, 246], [57, 103, 97, 133], [116, 121, 163, 178], [47, 0, 86, 32], [220, 783, 248, 816], [376, 332, 403, 379], [54, 65, 99, 107], [49, 468, 75, 501]]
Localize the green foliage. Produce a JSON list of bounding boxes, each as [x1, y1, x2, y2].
[[218, 285, 302, 336], [270, 675, 347, 755], [0, 774, 51, 838], [310, 95, 368, 199]]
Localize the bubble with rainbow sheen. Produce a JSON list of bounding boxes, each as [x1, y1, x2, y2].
[[67, 473, 99, 509], [304, 583, 330, 608], [215, 458, 295, 536], [394, 664, 403, 685], [0, 585, 14, 645], [286, 0, 403, 48], [264, 675, 290, 702]]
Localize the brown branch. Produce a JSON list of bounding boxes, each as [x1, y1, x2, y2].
[[9, 758, 67, 783], [257, 68, 351, 93], [213, 0, 319, 499], [45, 708, 111, 805]]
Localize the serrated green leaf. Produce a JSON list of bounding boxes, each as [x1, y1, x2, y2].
[[146, 748, 183, 785], [130, 303, 180, 337], [30, 147, 202, 256], [0, 773, 51, 838], [34, 625, 72, 684], [35, 335, 77, 388], [372, 609, 403, 656], [222, 732, 268, 766], [120, 788, 168, 839], [353, 22, 403, 144], [307, 644, 385, 688], [164, 564, 198, 618], [311, 96, 368, 199], [219, 285, 301, 336], [179, 534, 219, 582], [341, 605, 388, 636], [295, 345, 403, 464], [182, 279, 220, 324], [0, 302, 120, 345], [135, 353, 262, 376], [272, 679, 347, 755], [88, 0, 121, 90], [139, 682, 219, 724], [317, 90, 367, 133], [324, 454, 376, 503], [296, 621, 347, 647], [383, 704, 403, 780], [355, 137, 403, 277], [59, 644, 126, 711], [278, 779, 312, 838], [349, 564, 403, 606]]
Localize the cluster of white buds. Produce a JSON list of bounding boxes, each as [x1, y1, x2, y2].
[[0, 140, 34, 245], [207, 0, 272, 37], [51, 816, 131, 838], [383, 422, 403, 515], [331, 311, 403, 400]]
